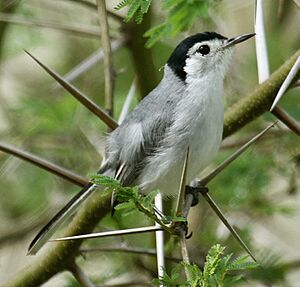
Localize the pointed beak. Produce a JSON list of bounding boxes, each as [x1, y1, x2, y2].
[[223, 33, 256, 49]]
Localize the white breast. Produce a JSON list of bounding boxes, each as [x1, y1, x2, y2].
[[186, 76, 224, 180], [138, 73, 224, 196]]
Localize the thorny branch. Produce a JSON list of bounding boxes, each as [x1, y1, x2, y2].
[[223, 49, 300, 137], [173, 122, 277, 262], [2, 50, 300, 287], [25, 51, 118, 130], [2, 35, 300, 287], [255, 0, 300, 136], [271, 106, 300, 136], [0, 142, 88, 187]]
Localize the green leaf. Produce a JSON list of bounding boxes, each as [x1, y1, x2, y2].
[[145, 0, 221, 47], [115, 0, 152, 23], [184, 262, 203, 283], [156, 244, 258, 286], [116, 0, 220, 45], [89, 174, 121, 189], [124, 0, 142, 22], [228, 255, 258, 271], [114, 0, 132, 10], [139, 190, 158, 208], [144, 23, 171, 48], [114, 201, 135, 210], [116, 186, 139, 202], [203, 244, 225, 279]]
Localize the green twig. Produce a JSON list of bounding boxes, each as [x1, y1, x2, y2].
[[134, 201, 173, 233]]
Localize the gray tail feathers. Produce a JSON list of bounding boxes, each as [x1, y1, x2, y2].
[[27, 182, 98, 255]]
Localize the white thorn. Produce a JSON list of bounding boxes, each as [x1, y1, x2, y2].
[[270, 56, 300, 111], [155, 193, 165, 284], [255, 0, 270, 83], [51, 225, 164, 241]]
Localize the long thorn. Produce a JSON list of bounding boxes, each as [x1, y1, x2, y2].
[[200, 121, 277, 186], [201, 191, 257, 262], [175, 147, 189, 217], [0, 142, 88, 187], [254, 0, 300, 137], [24, 50, 118, 130], [51, 225, 164, 241], [254, 0, 270, 82], [270, 56, 300, 111], [292, 0, 300, 9], [271, 107, 300, 136], [197, 123, 277, 263], [155, 193, 165, 282], [174, 147, 192, 279]]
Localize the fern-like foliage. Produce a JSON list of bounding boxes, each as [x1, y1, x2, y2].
[[146, 0, 221, 47], [90, 174, 184, 225], [115, 0, 152, 24], [153, 244, 258, 286], [90, 176, 258, 286], [115, 0, 220, 47]]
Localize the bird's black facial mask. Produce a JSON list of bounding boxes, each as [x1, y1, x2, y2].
[[167, 32, 227, 82]]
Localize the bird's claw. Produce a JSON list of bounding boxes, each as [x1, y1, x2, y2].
[[185, 185, 209, 206], [171, 220, 187, 235], [171, 221, 192, 239]]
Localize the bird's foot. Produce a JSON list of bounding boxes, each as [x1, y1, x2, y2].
[[171, 220, 192, 238], [185, 185, 209, 207]]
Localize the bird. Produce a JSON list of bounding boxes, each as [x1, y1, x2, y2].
[[28, 31, 255, 255]]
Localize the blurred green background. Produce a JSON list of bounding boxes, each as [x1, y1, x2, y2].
[[0, 0, 299, 286]]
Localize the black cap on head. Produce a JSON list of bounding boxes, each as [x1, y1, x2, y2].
[[167, 32, 227, 81]]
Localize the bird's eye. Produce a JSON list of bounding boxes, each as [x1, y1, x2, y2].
[[197, 45, 210, 55]]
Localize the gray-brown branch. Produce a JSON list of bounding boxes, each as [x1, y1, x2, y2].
[[96, 0, 115, 116]]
